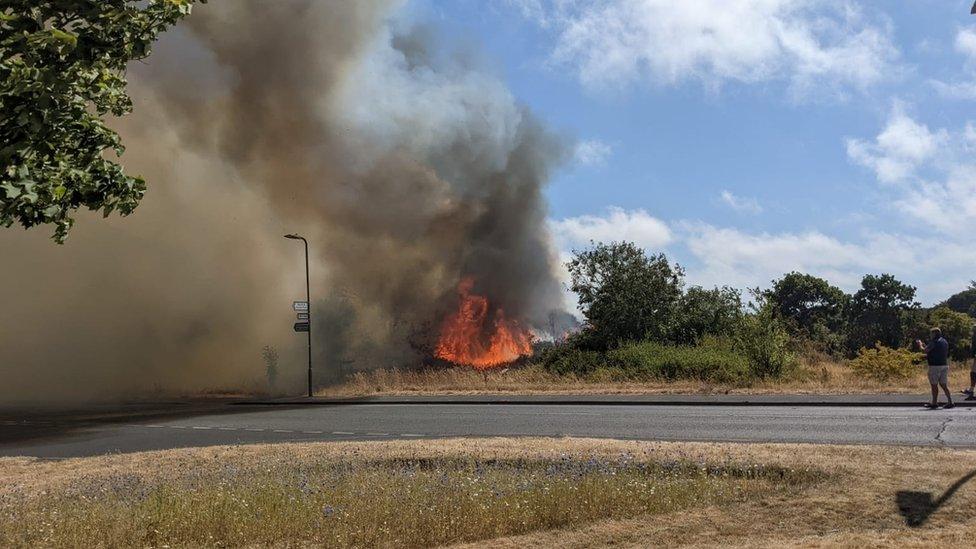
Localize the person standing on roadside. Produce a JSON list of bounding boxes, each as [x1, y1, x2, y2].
[[963, 325, 976, 401], [917, 327, 954, 409]]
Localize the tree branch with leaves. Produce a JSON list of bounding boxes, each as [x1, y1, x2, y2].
[[0, 0, 203, 242]]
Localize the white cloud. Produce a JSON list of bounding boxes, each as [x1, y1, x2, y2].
[[931, 27, 976, 100], [518, 0, 899, 97], [846, 105, 947, 183], [931, 79, 976, 100], [505, 0, 555, 27], [956, 26, 976, 60], [720, 190, 763, 214], [684, 224, 896, 289], [681, 223, 976, 304], [549, 207, 672, 251], [848, 108, 976, 236], [573, 139, 613, 165]]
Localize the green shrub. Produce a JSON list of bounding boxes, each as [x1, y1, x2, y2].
[[734, 305, 796, 379], [607, 340, 752, 384], [849, 344, 922, 381], [537, 345, 605, 376]]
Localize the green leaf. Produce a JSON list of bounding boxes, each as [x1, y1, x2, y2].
[[48, 28, 78, 48], [1, 182, 21, 200]]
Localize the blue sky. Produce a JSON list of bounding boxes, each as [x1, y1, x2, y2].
[[411, 0, 976, 304]]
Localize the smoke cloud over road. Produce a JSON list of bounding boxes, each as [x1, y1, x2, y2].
[[0, 0, 566, 402]]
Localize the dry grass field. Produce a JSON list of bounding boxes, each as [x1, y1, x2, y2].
[[1, 438, 975, 547], [320, 360, 975, 397]]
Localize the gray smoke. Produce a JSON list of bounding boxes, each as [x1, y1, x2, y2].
[[0, 0, 566, 403]]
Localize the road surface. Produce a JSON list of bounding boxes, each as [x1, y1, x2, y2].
[[2, 402, 975, 458]]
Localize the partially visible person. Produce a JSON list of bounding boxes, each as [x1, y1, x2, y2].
[[964, 325, 976, 401], [917, 327, 954, 409]]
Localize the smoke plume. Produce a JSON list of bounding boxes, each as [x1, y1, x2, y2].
[[0, 0, 566, 403]]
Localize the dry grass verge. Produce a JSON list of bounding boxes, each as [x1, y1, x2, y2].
[[320, 360, 975, 397], [1, 438, 975, 547], [0, 440, 816, 548]]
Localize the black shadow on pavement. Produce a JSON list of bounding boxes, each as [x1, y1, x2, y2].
[[0, 400, 314, 447]]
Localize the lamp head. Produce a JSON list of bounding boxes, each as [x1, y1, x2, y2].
[[284, 234, 302, 240]]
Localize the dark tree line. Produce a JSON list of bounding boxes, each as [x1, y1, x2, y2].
[[567, 241, 975, 360], [767, 273, 975, 359]]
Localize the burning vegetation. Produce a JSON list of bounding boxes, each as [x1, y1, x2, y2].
[[0, 0, 566, 401], [434, 278, 534, 369]]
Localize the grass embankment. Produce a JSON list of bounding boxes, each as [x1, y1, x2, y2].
[[0, 441, 816, 548], [3, 439, 976, 547], [322, 357, 974, 397]]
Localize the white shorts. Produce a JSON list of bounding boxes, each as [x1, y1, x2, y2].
[[928, 365, 949, 385]]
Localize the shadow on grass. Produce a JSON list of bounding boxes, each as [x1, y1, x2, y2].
[[896, 469, 976, 527]]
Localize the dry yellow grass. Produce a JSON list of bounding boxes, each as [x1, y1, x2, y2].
[[0, 439, 813, 548], [2, 438, 975, 547], [319, 360, 975, 397]]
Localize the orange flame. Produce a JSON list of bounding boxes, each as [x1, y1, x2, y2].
[[434, 278, 533, 369]]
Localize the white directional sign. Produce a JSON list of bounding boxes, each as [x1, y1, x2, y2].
[[296, 313, 310, 320], [293, 301, 309, 312]]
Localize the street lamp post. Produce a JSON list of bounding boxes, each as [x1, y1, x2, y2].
[[284, 234, 312, 397]]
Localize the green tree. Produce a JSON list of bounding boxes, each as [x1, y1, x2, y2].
[[671, 285, 742, 345], [845, 274, 919, 354], [567, 241, 684, 350], [764, 272, 848, 353], [928, 306, 973, 361], [1, 0, 202, 242], [940, 281, 976, 318]]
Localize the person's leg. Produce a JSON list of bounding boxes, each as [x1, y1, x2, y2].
[[941, 383, 953, 407], [970, 359, 976, 394], [968, 359, 976, 394], [930, 384, 939, 407], [939, 366, 953, 407]]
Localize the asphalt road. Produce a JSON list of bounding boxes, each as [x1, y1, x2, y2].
[[2, 402, 976, 458]]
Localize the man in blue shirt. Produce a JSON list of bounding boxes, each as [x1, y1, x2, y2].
[[918, 328, 953, 409]]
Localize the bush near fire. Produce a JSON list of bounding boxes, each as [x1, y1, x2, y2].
[[528, 241, 974, 384]]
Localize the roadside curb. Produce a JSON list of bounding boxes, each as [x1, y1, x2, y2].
[[234, 395, 976, 408]]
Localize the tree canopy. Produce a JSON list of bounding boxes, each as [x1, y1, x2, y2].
[[764, 271, 848, 352], [940, 281, 976, 318], [928, 306, 974, 361], [567, 241, 684, 349], [846, 274, 919, 352], [1, 0, 201, 242], [671, 285, 742, 345]]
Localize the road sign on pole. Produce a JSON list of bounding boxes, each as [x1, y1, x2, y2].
[[285, 233, 313, 398], [296, 312, 310, 321]]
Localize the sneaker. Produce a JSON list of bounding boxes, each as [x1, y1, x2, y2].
[[966, 395, 976, 401], [963, 388, 974, 396], [924, 402, 940, 409], [945, 402, 956, 409]]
